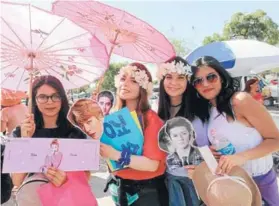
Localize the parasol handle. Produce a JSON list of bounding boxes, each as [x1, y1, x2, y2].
[[108, 43, 115, 58], [108, 31, 119, 58], [28, 73, 33, 113], [95, 75, 105, 94], [27, 53, 34, 114], [26, 53, 34, 137], [94, 32, 119, 94]]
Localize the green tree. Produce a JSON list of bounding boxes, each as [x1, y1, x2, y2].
[[70, 85, 90, 93], [203, 33, 228, 45], [79, 85, 90, 93], [99, 62, 128, 92], [170, 38, 191, 57], [153, 80, 158, 85], [203, 10, 279, 45]]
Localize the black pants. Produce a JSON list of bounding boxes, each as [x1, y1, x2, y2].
[[131, 187, 162, 206], [1, 144, 13, 204], [114, 186, 168, 206], [107, 175, 169, 206]]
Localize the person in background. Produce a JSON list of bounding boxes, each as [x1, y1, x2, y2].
[[1, 99, 28, 136], [97, 90, 114, 116], [101, 63, 168, 206], [157, 56, 205, 206], [244, 77, 263, 104], [190, 56, 279, 205]]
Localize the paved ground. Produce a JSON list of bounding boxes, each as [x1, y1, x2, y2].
[[90, 171, 113, 205], [89, 159, 114, 205]]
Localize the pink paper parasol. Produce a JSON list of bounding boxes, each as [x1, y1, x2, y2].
[[52, 0, 175, 63], [1, 1, 109, 111]]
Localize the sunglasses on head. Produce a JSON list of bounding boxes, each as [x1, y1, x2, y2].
[[192, 73, 219, 88]]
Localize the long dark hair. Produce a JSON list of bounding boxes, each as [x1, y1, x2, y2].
[[190, 56, 240, 121], [157, 56, 195, 122], [32, 75, 73, 132]]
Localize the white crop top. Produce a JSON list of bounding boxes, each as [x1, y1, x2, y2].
[[207, 107, 273, 177]]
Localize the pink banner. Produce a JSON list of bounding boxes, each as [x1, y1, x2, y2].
[[3, 138, 100, 173]]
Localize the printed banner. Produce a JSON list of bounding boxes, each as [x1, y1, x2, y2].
[[3, 138, 100, 173]]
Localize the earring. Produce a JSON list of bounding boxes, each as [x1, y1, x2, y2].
[[196, 93, 200, 98], [224, 81, 229, 88]]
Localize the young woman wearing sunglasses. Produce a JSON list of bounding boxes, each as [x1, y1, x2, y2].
[[190, 56, 279, 205]]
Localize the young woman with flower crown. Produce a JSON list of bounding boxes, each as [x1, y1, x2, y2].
[[100, 63, 169, 206], [157, 56, 208, 206]]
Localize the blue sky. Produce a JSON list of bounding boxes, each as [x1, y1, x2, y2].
[[103, 1, 279, 48], [7, 0, 279, 78], [99, 0, 279, 75], [26, 0, 279, 49]]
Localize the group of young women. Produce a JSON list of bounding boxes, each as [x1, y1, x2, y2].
[[12, 55, 279, 206]]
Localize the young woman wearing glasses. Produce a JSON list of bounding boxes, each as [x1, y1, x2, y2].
[[12, 76, 87, 199], [190, 56, 279, 205]]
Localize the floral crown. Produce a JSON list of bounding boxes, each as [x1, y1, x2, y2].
[[156, 60, 192, 80], [114, 65, 153, 96]]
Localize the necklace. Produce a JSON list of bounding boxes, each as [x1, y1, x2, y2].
[[170, 103, 182, 107]]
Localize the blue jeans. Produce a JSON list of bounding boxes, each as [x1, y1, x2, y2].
[[166, 173, 200, 206]]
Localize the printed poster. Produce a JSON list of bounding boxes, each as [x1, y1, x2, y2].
[[3, 138, 100, 173]]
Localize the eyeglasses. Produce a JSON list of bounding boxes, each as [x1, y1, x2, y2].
[[192, 73, 219, 88], [36, 94, 61, 104]]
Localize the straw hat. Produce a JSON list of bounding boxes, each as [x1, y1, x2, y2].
[[192, 162, 262, 206]]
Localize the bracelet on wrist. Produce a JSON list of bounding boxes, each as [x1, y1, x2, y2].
[[116, 149, 131, 168]]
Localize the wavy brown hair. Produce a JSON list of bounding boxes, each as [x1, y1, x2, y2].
[[114, 62, 152, 129]]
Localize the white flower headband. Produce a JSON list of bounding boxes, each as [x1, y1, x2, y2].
[[156, 61, 192, 80], [114, 65, 153, 96]]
